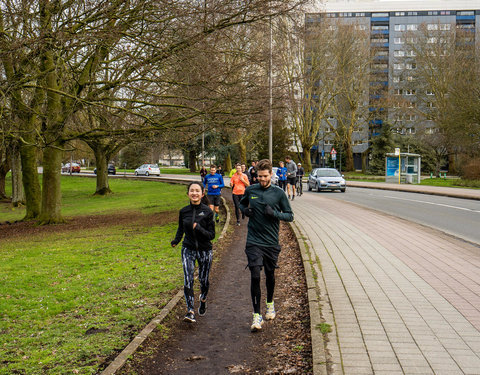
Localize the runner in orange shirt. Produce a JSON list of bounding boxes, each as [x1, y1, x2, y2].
[[230, 163, 250, 226]]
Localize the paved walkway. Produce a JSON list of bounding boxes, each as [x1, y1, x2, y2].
[[292, 191, 480, 375]]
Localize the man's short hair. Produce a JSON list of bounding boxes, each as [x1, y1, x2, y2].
[[210, 164, 216, 169], [256, 159, 272, 173], [285, 156, 291, 160]]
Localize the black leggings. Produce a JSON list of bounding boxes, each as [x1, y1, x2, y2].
[[182, 247, 213, 312], [278, 180, 286, 191], [249, 265, 275, 314], [232, 194, 243, 221]]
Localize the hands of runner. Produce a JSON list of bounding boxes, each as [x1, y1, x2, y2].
[[243, 207, 254, 217], [264, 204, 275, 218]]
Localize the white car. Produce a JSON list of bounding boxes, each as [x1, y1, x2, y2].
[[134, 164, 161, 176]]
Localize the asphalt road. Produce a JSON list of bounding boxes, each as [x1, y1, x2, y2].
[[305, 186, 480, 247]]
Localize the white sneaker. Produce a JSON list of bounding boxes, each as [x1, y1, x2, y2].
[[250, 313, 264, 332], [265, 301, 276, 320]]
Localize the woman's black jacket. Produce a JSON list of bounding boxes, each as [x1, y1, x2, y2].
[[171, 203, 215, 251]]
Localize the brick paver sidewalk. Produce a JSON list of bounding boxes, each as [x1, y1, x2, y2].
[[293, 193, 480, 375]]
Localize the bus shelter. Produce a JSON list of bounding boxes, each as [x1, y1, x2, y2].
[[385, 153, 421, 184]]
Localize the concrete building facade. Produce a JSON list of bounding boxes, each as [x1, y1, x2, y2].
[[305, 1, 479, 170]]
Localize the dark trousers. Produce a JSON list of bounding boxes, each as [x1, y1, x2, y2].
[[278, 180, 287, 191], [232, 193, 243, 221]]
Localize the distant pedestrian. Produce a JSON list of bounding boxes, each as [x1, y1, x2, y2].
[[171, 182, 215, 323], [240, 159, 294, 332], [200, 166, 208, 183], [203, 165, 225, 223], [285, 156, 297, 200], [296, 163, 305, 196], [276, 161, 287, 191], [248, 161, 258, 185], [217, 165, 224, 176], [230, 163, 250, 225]]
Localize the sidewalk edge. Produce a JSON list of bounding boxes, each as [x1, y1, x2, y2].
[[290, 221, 328, 375]]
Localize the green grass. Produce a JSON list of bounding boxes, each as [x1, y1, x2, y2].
[[0, 224, 183, 375], [420, 178, 480, 189], [2, 176, 188, 222], [0, 178, 197, 374]]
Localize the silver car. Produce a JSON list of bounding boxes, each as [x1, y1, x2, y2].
[[134, 164, 161, 176], [307, 168, 346, 192]]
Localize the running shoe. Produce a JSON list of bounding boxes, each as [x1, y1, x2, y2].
[[250, 313, 264, 332], [265, 301, 276, 320], [198, 299, 207, 316], [183, 311, 196, 323], [292, 195, 295, 201], [215, 213, 219, 223]]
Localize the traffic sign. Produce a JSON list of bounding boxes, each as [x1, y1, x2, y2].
[[330, 148, 337, 155]]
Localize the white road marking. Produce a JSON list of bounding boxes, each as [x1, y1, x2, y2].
[[384, 195, 480, 213]]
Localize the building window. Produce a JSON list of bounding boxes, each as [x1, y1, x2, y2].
[[407, 127, 416, 134], [394, 24, 406, 31], [394, 63, 405, 70], [406, 37, 417, 43], [406, 24, 418, 31], [394, 89, 403, 95], [395, 12, 405, 16], [407, 75, 415, 82], [327, 25, 337, 30], [406, 63, 416, 70], [427, 24, 439, 31], [372, 25, 389, 30], [428, 11, 438, 16], [406, 50, 416, 57], [373, 38, 389, 43], [376, 50, 389, 56], [373, 63, 388, 69], [394, 37, 404, 44], [457, 24, 475, 29], [426, 90, 434, 95], [394, 50, 405, 57], [407, 12, 418, 16], [372, 12, 389, 17], [392, 76, 401, 83], [427, 102, 436, 108], [405, 89, 416, 95], [427, 37, 437, 44], [440, 23, 451, 30], [355, 24, 367, 30], [356, 12, 366, 17], [457, 11, 474, 16], [440, 11, 451, 15]]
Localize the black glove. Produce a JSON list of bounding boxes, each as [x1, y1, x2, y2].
[[170, 240, 178, 247], [264, 204, 275, 218], [243, 207, 254, 217]]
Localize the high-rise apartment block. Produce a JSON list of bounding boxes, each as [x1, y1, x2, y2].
[[305, 1, 479, 169]]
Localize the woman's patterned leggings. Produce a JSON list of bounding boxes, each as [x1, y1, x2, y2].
[[181, 247, 213, 312]]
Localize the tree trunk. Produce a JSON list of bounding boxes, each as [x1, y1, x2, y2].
[[238, 139, 247, 165], [0, 146, 9, 200], [225, 153, 232, 173], [189, 150, 196, 172], [344, 140, 354, 172], [20, 142, 41, 219], [11, 142, 25, 206], [94, 150, 111, 195], [38, 144, 64, 224], [361, 151, 367, 174], [303, 147, 312, 173]]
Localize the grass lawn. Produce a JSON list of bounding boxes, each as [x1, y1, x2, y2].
[[0, 178, 199, 374], [2, 176, 189, 222]]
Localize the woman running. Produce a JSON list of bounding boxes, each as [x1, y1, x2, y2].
[[171, 182, 215, 323], [230, 163, 250, 225]]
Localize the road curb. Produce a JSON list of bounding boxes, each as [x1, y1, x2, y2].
[[100, 189, 231, 375], [290, 222, 329, 375]]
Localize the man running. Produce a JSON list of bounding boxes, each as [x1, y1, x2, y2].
[[296, 163, 305, 196], [240, 159, 294, 332], [203, 165, 224, 223], [285, 156, 297, 200]]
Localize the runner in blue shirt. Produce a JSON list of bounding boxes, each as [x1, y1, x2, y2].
[[203, 165, 225, 223], [276, 161, 287, 192]]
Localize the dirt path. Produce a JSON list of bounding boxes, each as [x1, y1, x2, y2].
[[117, 192, 312, 374]]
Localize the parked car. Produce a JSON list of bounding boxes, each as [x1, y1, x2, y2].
[[61, 162, 81, 173], [307, 168, 346, 192], [271, 167, 279, 185], [93, 164, 116, 175], [134, 164, 161, 176]]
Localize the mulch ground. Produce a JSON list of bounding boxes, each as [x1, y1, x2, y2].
[[117, 192, 312, 374]]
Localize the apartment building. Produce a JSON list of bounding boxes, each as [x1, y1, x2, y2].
[[305, 0, 479, 169]]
